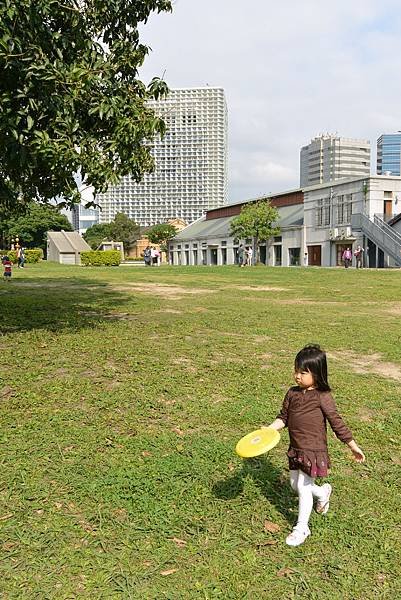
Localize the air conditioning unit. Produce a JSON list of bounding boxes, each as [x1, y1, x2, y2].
[[329, 228, 338, 239]]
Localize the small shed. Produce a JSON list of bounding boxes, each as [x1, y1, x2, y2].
[[47, 230, 91, 265]]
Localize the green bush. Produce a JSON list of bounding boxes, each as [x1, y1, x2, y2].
[[80, 250, 121, 266], [0, 248, 43, 263], [124, 256, 144, 261]]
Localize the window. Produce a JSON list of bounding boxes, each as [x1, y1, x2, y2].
[[315, 198, 330, 226], [274, 245, 282, 266], [289, 247, 301, 266], [336, 194, 352, 225]]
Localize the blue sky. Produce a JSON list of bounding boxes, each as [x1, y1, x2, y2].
[[139, 0, 401, 202]]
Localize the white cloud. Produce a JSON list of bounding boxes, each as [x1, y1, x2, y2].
[[139, 0, 401, 201]]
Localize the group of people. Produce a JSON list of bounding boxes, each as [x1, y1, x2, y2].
[[143, 245, 161, 267], [342, 245, 364, 268], [237, 244, 253, 267]]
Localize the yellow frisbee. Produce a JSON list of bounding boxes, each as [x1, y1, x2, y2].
[[235, 428, 280, 458]]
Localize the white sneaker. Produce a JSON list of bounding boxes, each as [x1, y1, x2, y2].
[[315, 483, 332, 515], [285, 525, 310, 547]]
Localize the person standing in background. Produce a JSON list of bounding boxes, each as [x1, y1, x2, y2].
[[342, 248, 352, 268], [237, 244, 245, 267], [354, 245, 364, 269]]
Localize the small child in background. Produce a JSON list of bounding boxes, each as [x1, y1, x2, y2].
[[2, 255, 12, 281], [266, 344, 365, 547]]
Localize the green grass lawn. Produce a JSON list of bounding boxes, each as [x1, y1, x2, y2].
[[0, 262, 400, 599]]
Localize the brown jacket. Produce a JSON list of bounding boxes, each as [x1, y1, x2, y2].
[[277, 387, 353, 451]]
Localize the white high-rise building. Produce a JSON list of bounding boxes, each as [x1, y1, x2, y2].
[[300, 135, 371, 187], [96, 87, 228, 226]]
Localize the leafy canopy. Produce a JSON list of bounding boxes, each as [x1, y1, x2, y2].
[[82, 223, 113, 250], [147, 223, 177, 249], [0, 0, 172, 211], [229, 200, 280, 242], [108, 212, 140, 252], [0, 203, 73, 250], [84, 212, 139, 252]]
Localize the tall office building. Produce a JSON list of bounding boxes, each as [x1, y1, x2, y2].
[[300, 135, 370, 187], [96, 87, 228, 226], [70, 186, 98, 234], [377, 133, 401, 176]]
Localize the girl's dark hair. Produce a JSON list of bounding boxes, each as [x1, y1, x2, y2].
[[294, 344, 331, 392]]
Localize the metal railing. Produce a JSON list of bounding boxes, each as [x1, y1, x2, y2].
[[351, 213, 401, 266], [373, 214, 401, 246]]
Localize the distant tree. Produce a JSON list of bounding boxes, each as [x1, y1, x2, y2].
[[0, 0, 172, 213], [83, 223, 113, 250], [229, 200, 280, 264], [147, 223, 178, 251], [0, 203, 73, 250], [84, 213, 139, 252], [109, 213, 140, 253]]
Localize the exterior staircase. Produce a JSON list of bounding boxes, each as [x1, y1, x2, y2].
[[351, 213, 401, 267]]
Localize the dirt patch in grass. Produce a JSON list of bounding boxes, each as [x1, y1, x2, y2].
[[112, 283, 215, 300], [171, 357, 197, 373], [357, 408, 377, 422], [156, 308, 183, 314], [383, 303, 401, 316], [330, 351, 401, 382], [220, 331, 271, 343], [234, 285, 288, 292]]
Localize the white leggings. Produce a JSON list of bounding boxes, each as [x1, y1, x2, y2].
[[290, 469, 328, 530]]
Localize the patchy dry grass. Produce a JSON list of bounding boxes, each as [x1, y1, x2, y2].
[[0, 262, 400, 598]]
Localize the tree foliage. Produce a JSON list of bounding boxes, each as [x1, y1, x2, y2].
[[147, 223, 177, 250], [108, 212, 140, 252], [0, 202, 73, 250], [0, 0, 172, 212], [82, 223, 113, 250], [83, 212, 139, 252], [229, 200, 281, 263]]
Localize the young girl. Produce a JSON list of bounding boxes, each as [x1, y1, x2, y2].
[[267, 344, 365, 547], [2, 255, 12, 281]]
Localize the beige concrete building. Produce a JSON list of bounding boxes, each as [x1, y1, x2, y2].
[[170, 176, 401, 268], [300, 135, 371, 187], [47, 231, 91, 265]]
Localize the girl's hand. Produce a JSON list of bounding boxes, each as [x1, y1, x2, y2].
[[348, 440, 366, 463], [352, 448, 365, 462]]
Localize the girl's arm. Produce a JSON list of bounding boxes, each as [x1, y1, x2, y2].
[[321, 393, 366, 462], [262, 389, 292, 431], [320, 393, 353, 443]]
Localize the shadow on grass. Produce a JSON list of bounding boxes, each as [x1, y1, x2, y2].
[[0, 276, 136, 334], [212, 456, 295, 525]]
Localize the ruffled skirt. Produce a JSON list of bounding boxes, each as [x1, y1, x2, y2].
[[287, 447, 330, 478]]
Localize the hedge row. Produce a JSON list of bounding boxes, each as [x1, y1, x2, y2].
[[0, 249, 43, 263], [80, 250, 121, 266]]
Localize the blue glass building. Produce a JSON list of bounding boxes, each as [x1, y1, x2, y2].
[[377, 133, 401, 176]]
